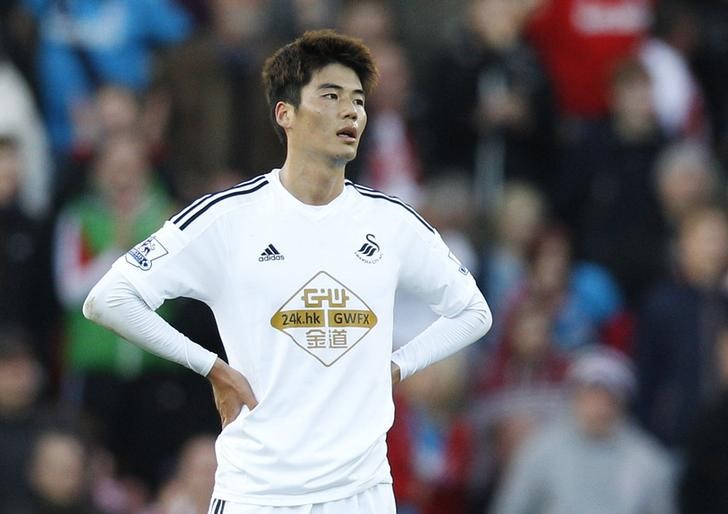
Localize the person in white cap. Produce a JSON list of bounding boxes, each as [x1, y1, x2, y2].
[[490, 346, 676, 514]]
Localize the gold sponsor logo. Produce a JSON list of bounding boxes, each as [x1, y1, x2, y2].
[[270, 309, 325, 328], [271, 271, 378, 366], [327, 310, 376, 328]]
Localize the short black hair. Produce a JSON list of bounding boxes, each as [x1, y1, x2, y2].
[[262, 29, 378, 141]]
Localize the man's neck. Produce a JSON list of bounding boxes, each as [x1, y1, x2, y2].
[[279, 154, 347, 206]]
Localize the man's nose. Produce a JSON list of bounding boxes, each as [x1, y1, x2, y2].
[[341, 101, 358, 119]]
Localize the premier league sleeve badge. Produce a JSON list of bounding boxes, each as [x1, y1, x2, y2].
[[125, 236, 168, 271]]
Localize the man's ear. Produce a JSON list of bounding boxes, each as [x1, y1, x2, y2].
[[275, 101, 293, 131]]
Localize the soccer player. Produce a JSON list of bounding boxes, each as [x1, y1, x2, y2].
[[83, 30, 492, 513]]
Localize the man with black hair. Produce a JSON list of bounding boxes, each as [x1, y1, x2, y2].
[[84, 30, 491, 513]]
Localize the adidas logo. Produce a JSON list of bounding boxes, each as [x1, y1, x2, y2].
[[259, 244, 285, 262]]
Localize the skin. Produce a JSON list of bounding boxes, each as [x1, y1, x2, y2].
[[0, 352, 40, 416], [679, 212, 728, 289], [573, 386, 622, 438], [29, 434, 87, 506], [207, 62, 401, 428]]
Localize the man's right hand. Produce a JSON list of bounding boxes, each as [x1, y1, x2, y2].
[[207, 358, 258, 429]]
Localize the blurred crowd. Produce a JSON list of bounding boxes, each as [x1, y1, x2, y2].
[[2, 0, 728, 513]]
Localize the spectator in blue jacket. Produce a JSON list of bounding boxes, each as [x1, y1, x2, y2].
[[22, 0, 191, 161]]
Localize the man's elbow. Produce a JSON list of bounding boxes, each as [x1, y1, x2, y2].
[[475, 300, 494, 338], [82, 270, 119, 324], [82, 280, 109, 324], [82, 292, 99, 322]]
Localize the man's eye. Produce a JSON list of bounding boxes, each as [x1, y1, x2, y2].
[[355, 99, 365, 106], [324, 93, 338, 100]]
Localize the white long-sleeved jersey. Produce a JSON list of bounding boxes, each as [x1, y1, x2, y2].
[[84, 169, 491, 505]]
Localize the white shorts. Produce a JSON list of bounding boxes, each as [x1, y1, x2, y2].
[[207, 483, 396, 514]]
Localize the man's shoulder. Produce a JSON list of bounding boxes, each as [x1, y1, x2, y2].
[[168, 173, 272, 234], [345, 181, 435, 235]]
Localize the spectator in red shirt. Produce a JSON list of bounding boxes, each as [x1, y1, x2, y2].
[[526, 0, 654, 119]]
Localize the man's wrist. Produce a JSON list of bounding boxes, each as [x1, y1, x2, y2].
[[201, 352, 220, 377], [207, 357, 230, 381]]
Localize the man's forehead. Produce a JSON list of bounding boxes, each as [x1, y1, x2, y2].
[[309, 63, 363, 92]]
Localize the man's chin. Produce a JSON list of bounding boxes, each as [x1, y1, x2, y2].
[[333, 148, 358, 164]]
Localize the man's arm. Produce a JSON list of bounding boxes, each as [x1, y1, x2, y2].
[[391, 291, 491, 381], [83, 267, 257, 427]]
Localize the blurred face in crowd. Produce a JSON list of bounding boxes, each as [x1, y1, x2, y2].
[[0, 145, 20, 206], [613, 76, 653, 119], [573, 385, 622, 438], [610, 69, 655, 138], [96, 85, 139, 137], [29, 433, 88, 506], [0, 345, 41, 417], [294, 0, 334, 31], [211, 0, 266, 44], [678, 209, 728, 288], [469, 0, 522, 48], [497, 182, 545, 252], [657, 152, 717, 225], [337, 0, 394, 44], [529, 232, 570, 296], [369, 43, 410, 113], [510, 306, 552, 364], [93, 135, 149, 211], [279, 63, 367, 167]]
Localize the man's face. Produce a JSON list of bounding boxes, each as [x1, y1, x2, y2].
[[284, 63, 367, 165], [30, 434, 87, 506], [573, 385, 622, 438], [679, 213, 728, 286], [0, 352, 40, 415], [658, 163, 715, 222], [612, 77, 654, 126], [94, 138, 148, 210]]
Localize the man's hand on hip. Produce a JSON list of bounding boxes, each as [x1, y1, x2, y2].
[[207, 358, 258, 429]]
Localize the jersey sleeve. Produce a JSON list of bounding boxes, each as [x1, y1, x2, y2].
[[397, 223, 481, 318], [112, 219, 225, 310]]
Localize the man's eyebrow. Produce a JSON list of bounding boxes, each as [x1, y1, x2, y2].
[[317, 83, 366, 96]]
